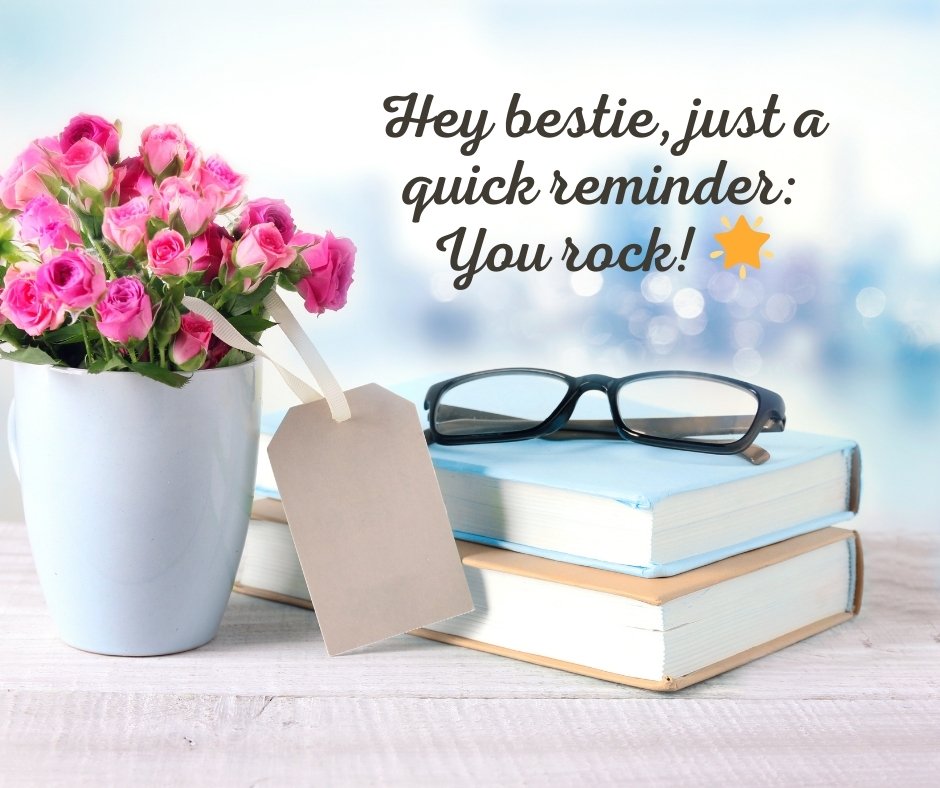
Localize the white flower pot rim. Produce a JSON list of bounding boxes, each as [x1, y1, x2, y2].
[[6, 356, 258, 377]]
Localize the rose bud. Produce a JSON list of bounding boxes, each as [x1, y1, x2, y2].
[[229, 222, 295, 290], [0, 275, 65, 336], [139, 124, 191, 179], [0, 137, 61, 211], [292, 231, 356, 314], [60, 114, 121, 163], [146, 228, 191, 277], [170, 311, 213, 371], [113, 156, 155, 204], [199, 155, 245, 212], [153, 177, 215, 236], [102, 196, 150, 254], [57, 138, 113, 193], [190, 223, 233, 283], [235, 198, 295, 242], [18, 195, 81, 256], [96, 276, 154, 343]]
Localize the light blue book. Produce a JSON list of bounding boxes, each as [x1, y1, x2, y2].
[[255, 385, 860, 578]]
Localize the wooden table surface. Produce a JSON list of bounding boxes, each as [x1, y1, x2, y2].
[[1, 521, 938, 786]]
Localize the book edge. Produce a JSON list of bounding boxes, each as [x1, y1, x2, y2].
[[852, 529, 864, 614], [233, 581, 313, 610], [257, 441, 860, 509], [455, 527, 856, 604], [411, 609, 855, 692]]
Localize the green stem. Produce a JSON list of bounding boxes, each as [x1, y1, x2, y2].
[[148, 331, 155, 364], [128, 346, 138, 364], [91, 237, 118, 278], [80, 319, 94, 366], [91, 308, 111, 361], [159, 345, 166, 368]]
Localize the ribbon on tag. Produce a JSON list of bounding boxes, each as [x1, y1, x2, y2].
[[180, 292, 351, 422]]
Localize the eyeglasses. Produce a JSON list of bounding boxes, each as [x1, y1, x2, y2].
[[424, 369, 786, 465]]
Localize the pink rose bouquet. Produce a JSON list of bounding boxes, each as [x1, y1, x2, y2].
[[0, 114, 355, 387]]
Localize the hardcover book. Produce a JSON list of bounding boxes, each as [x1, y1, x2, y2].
[[417, 527, 863, 690], [234, 524, 863, 691], [255, 407, 860, 577]]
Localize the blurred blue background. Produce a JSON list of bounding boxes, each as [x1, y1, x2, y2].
[[1, 1, 937, 526]]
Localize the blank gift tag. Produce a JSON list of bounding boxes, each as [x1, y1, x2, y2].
[[267, 383, 473, 655]]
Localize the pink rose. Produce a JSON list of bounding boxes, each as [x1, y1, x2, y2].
[[18, 195, 81, 255], [96, 276, 154, 343], [199, 155, 245, 211], [230, 222, 295, 290], [0, 275, 65, 336], [153, 177, 215, 236], [139, 124, 191, 179], [190, 223, 233, 282], [113, 156, 155, 204], [2, 261, 40, 287], [57, 138, 112, 192], [36, 251, 106, 311], [102, 196, 150, 254], [0, 138, 61, 210], [60, 114, 121, 163], [293, 231, 356, 314], [170, 312, 213, 371], [236, 198, 295, 242], [146, 228, 190, 277]]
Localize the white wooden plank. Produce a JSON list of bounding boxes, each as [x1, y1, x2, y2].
[[2, 694, 939, 786], [2, 521, 940, 786]]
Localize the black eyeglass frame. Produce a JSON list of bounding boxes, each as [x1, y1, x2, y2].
[[424, 368, 787, 457]]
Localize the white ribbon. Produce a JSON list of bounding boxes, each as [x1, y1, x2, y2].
[[181, 292, 351, 423]]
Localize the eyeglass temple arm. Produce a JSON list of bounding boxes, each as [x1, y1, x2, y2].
[[431, 405, 783, 437]]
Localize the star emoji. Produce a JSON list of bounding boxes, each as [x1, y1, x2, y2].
[[710, 215, 772, 279]]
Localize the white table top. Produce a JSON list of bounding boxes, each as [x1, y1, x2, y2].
[[1, 521, 938, 786]]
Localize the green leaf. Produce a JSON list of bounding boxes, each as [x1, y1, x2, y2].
[[44, 323, 87, 345], [153, 300, 181, 346], [283, 255, 309, 285], [37, 171, 63, 198], [227, 314, 277, 335], [232, 263, 262, 283], [169, 212, 190, 241], [215, 347, 250, 368], [0, 240, 27, 264], [0, 322, 28, 347], [129, 361, 190, 388], [87, 356, 128, 374], [147, 217, 170, 238], [0, 346, 60, 366], [109, 252, 138, 272], [230, 275, 276, 315], [182, 270, 207, 288], [0, 217, 14, 242]]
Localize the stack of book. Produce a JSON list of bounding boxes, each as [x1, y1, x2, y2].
[[238, 398, 862, 691]]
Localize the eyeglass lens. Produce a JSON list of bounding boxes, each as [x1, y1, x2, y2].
[[616, 377, 758, 445], [433, 371, 760, 446], [434, 372, 569, 436]]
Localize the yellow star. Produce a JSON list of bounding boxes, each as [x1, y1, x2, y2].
[[711, 215, 771, 279]]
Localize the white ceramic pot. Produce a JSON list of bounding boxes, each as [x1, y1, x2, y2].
[[7, 359, 261, 656]]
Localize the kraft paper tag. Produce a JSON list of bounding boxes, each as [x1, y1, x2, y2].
[[267, 383, 473, 654]]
